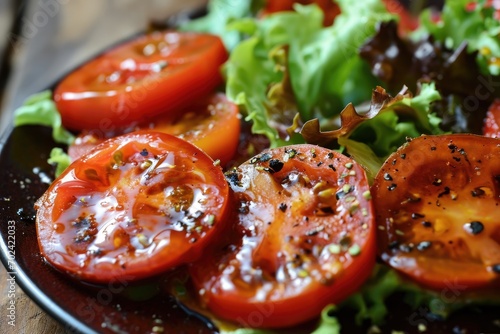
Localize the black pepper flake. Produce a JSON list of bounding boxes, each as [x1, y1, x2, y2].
[[491, 264, 500, 274], [452, 156, 461, 162], [464, 221, 484, 235], [400, 153, 406, 159], [327, 152, 334, 159], [388, 183, 397, 191], [417, 241, 432, 251], [319, 207, 334, 214], [383, 173, 393, 181], [328, 164, 336, 171], [269, 159, 284, 173], [259, 153, 272, 162], [263, 167, 274, 174], [430, 146, 437, 151], [317, 161, 323, 167], [422, 221, 432, 228], [438, 186, 451, 198], [278, 203, 287, 212], [392, 159, 397, 165], [388, 241, 399, 250], [225, 169, 241, 187], [140, 149, 148, 156], [471, 187, 486, 197], [411, 213, 425, 219], [432, 178, 442, 186], [448, 143, 457, 153]]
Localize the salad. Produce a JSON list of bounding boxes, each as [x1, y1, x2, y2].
[[11, 0, 500, 333]]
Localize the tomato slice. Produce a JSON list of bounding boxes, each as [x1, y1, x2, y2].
[[68, 93, 241, 166], [35, 132, 231, 283], [189, 145, 376, 328], [54, 31, 228, 131], [372, 134, 500, 291], [483, 99, 500, 138]]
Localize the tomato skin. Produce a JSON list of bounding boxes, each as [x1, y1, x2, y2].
[[68, 93, 241, 166], [54, 31, 228, 131], [190, 145, 376, 328], [36, 132, 231, 283], [372, 134, 500, 291], [483, 99, 500, 138]]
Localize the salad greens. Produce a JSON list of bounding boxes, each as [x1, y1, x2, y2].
[[222, 0, 393, 147], [417, 0, 500, 75], [13, 90, 74, 145]]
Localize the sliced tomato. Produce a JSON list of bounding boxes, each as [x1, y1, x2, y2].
[[54, 31, 228, 131], [190, 145, 376, 328], [35, 132, 231, 283], [483, 99, 500, 138], [372, 134, 500, 291], [68, 93, 241, 166]]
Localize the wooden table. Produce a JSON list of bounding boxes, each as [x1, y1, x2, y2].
[[0, 265, 66, 333]]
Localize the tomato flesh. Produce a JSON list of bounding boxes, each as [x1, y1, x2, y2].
[[36, 132, 230, 283], [190, 145, 376, 328], [54, 31, 228, 131], [372, 134, 500, 291], [68, 93, 241, 166]]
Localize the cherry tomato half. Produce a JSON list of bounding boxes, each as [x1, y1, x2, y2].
[[372, 134, 500, 291], [35, 132, 231, 283], [54, 31, 228, 131], [190, 145, 376, 328], [68, 93, 241, 166]]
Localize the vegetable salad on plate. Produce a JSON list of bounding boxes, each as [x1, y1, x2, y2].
[[12, 0, 500, 332]]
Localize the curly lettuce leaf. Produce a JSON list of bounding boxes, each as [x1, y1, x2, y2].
[[13, 90, 75, 145], [416, 0, 500, 75], [301, 83, 442, 177], [225, 0, 393, 147]]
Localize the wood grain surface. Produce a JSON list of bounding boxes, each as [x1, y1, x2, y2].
[[0, 265, 66, 334]]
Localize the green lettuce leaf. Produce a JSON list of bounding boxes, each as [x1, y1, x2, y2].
[[225, 0, 393, 147], [179, 0, 263, 50], [311, 305, 341, 334], [416, 0, 500, 75], [48, 147, 71, 177], [13, 90, 75, 145]]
